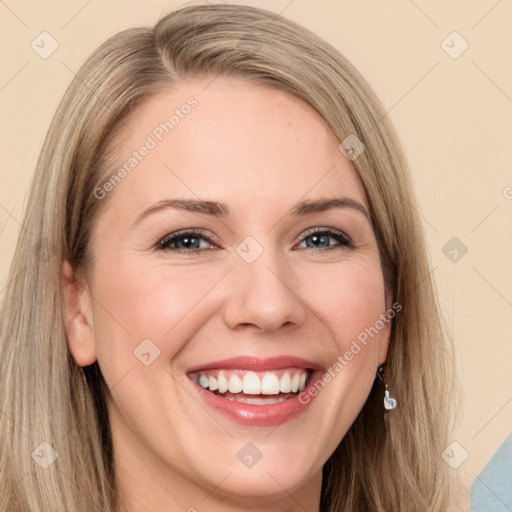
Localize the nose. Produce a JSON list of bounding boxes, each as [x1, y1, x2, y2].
[[222, 249, 306, 334]]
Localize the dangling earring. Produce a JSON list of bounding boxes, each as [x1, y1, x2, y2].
[[376, 365, 397, 411], [383, 384, 397, 411]]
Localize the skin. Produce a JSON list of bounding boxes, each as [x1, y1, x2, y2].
[[62, 77, 391, 512]]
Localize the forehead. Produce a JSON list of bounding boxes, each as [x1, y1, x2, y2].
[[100, 76, 368, 217]]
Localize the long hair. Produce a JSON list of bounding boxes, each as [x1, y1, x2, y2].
[[0, 4, 458, 511]]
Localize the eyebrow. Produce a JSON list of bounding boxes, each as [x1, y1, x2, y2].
[[131, 197, 370, 228]]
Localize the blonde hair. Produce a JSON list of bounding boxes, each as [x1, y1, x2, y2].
[[0, 4, 459, 511]]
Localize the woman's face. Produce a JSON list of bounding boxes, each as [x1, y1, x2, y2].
[[65, 77, 391, 510]]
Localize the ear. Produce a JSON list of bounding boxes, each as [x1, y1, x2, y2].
[[61, 260, 97, 366], [377, 293, 394, 366]]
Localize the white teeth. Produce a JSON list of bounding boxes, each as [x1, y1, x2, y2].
[[261, 373, 280, 395], [218, 374, 229, 393], [243, 371, 261, 394], [228, 374, 243, 393], [208, 376, 219, 391], [197, 370, 310, 395], [291, 373, 300, 393], [199, 374, 209, 389], [280, 372, 292, 393], [299, 372, 307, 391]]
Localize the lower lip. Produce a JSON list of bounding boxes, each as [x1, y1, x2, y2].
[[190, 370, 323, 427]]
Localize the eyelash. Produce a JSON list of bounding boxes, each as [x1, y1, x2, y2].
[[155, 227, 354, 254]]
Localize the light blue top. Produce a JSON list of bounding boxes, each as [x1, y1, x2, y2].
[[470, 432, 512, 511]]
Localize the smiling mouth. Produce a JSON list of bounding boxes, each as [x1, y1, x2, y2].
[[189, 367, 312, 405]]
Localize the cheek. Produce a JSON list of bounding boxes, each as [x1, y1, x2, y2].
[[310, 262, 385, 422], [309, 259, 386, 349], [117, 265, 217, 334], [302, 259, 385, 411], [89, 260, 219, 382]]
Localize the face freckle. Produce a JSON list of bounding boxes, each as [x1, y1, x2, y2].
[[82, 76, 391, 506]]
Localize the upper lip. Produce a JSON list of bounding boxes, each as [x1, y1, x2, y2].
[[186, 355, 324, 373]]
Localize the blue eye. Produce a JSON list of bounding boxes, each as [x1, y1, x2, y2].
[[155, 227, 353, 254], [156, 229, 217, 252], [297, 228, 352, 250]]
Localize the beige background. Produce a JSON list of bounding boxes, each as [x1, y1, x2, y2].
[[1, 0, 511, 498]]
